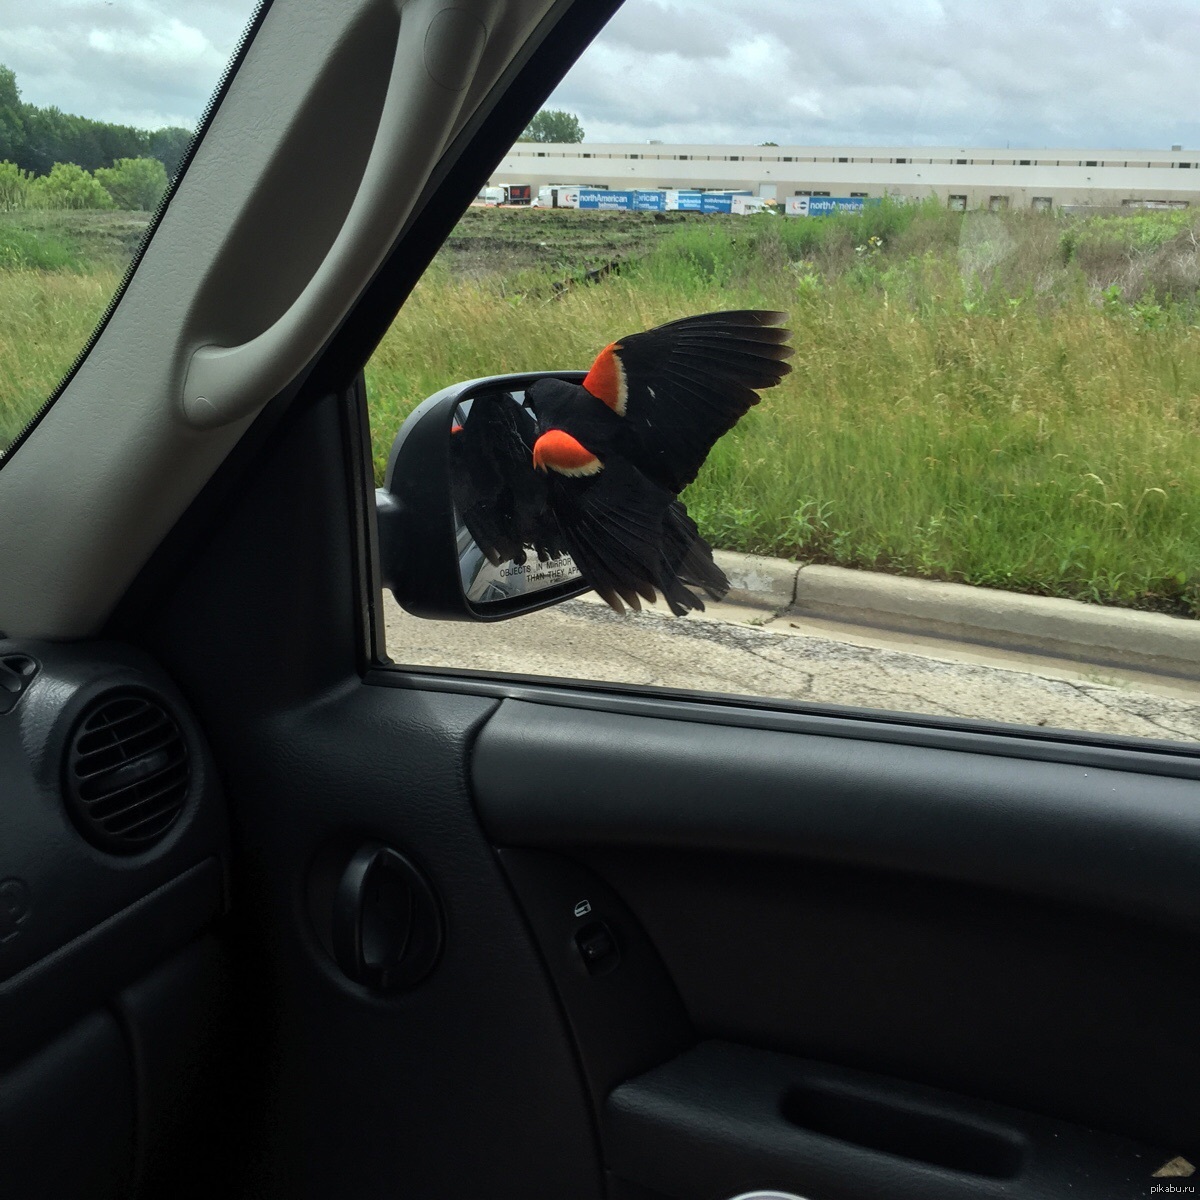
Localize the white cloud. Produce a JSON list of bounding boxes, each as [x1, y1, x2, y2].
[[547, 0, 1200, 149], [0, 0, 251, 129], [87, 16, 218, 70], [0, 0, 1197, 149]]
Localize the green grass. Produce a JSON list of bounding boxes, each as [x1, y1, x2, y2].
[[0, 210, 152, 447], [0, 209, 151, 271], [367, 203, 1200, 618], [1, 203, 1197, 618], [0, 224, 81, 271], [0, 267, 121, 445]]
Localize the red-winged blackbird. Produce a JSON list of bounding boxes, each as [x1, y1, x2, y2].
[[449, 391, 565, 567], [453, 310, 792, 615]]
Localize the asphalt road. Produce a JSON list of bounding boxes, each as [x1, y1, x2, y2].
[[383, 593, 1200, 744]]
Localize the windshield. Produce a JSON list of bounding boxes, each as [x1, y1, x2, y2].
[[0, 0, 258, 460]]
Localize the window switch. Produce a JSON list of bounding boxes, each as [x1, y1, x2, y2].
[[574, 920, 619, 975]]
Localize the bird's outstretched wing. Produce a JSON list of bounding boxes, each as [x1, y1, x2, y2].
[[663, 499, 729, 602], [547, 458, 725, 616], [449, 391, 565, 565], [580, 309, 793, 493]]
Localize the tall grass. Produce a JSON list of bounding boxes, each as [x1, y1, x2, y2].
[[0, 268, 119, 445], [0, 204, 1195, 618], [0, 224, 81, 271], [368, 204, 1200, 617], [0, 211, 149, 447]]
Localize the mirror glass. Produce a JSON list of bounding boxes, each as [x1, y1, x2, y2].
[[449, 385, 584, 605]]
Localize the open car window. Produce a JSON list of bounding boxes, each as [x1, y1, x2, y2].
[[0, 0, 260, 461], [374, 0, 1200, 747]]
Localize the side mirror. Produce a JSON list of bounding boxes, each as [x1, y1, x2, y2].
[[377, 373, 591, 621]]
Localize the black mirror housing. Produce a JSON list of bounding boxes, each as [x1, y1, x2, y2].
[[377, 373, 591, 621]]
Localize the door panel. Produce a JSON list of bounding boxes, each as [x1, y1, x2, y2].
[[473, 699, 1200, 1190], [472, 700, 1200, 928], [219, 682, 604, 1198], [603, 1040, 1162, 1200], [122, 378, 1199, 1198]]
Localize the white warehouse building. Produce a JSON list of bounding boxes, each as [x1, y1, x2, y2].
[[491, 143, 1200, 210]]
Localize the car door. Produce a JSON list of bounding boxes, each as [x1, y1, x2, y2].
[[0, 1, 1197, 1198]]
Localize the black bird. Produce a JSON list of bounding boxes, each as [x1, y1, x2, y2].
[[455, 310, 793, 615], [449, 391, 564, 566]]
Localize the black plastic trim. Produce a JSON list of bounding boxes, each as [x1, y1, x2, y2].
[[605, 1041, 1169, 1200], [472, 699, 1200, 934], [367, 666, 1200, 779], [0, 1009, 135, 1200], [495, 848, 691, 1115], [342, 373, 385, 669], [0, 857, 223, 1072]]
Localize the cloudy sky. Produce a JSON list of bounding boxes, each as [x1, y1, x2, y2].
[[0, 0, 1198, 148], [0, 0, 250, 130]]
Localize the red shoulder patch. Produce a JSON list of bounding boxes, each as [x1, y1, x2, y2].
[[582, 342, 628, 414], [532, 429, 603, 477]]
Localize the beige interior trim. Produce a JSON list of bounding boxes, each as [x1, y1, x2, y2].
[[182, 0, 491, 430]]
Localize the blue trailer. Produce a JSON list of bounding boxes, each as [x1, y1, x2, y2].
[[795, 196, 882, 217], [633, 190, 667, 212], [810, 196, 864, 216], [577, 188, 633, 211], [700, 193, 733, 214]]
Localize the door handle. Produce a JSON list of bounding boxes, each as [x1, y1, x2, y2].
[[331, 843, 443, 991]]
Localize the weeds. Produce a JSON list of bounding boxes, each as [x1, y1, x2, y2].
[[0, 225, 80, 271], [0, 268, 120, 443]]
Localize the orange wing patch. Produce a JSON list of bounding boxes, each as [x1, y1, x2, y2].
[[532, 429, 603, 477], [582, 342, 628, 415]]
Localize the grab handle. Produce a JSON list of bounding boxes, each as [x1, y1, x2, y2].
[[182, 0, 490, 429]]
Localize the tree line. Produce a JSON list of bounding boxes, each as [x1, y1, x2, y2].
[[0, 65, 191, 210], [0, 81, 583, 211], [518, 109, 584, 143]]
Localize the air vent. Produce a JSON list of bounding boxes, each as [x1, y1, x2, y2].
[[64, 690, 190, 853]]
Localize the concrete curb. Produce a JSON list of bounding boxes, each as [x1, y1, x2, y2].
[[712, 551, 1200, 680], [713, 550, 800, 611]]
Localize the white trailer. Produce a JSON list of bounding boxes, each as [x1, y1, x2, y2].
[[732, 195, 771, 215], [531, 185, 582, 208]]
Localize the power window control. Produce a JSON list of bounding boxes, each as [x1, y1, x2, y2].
[[574, 920, 619, 975]]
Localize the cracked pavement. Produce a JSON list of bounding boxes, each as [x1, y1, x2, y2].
[[383, 594, 1200, 744]]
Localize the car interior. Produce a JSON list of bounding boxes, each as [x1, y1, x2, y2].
[[0, 1, 1197, 1198]]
